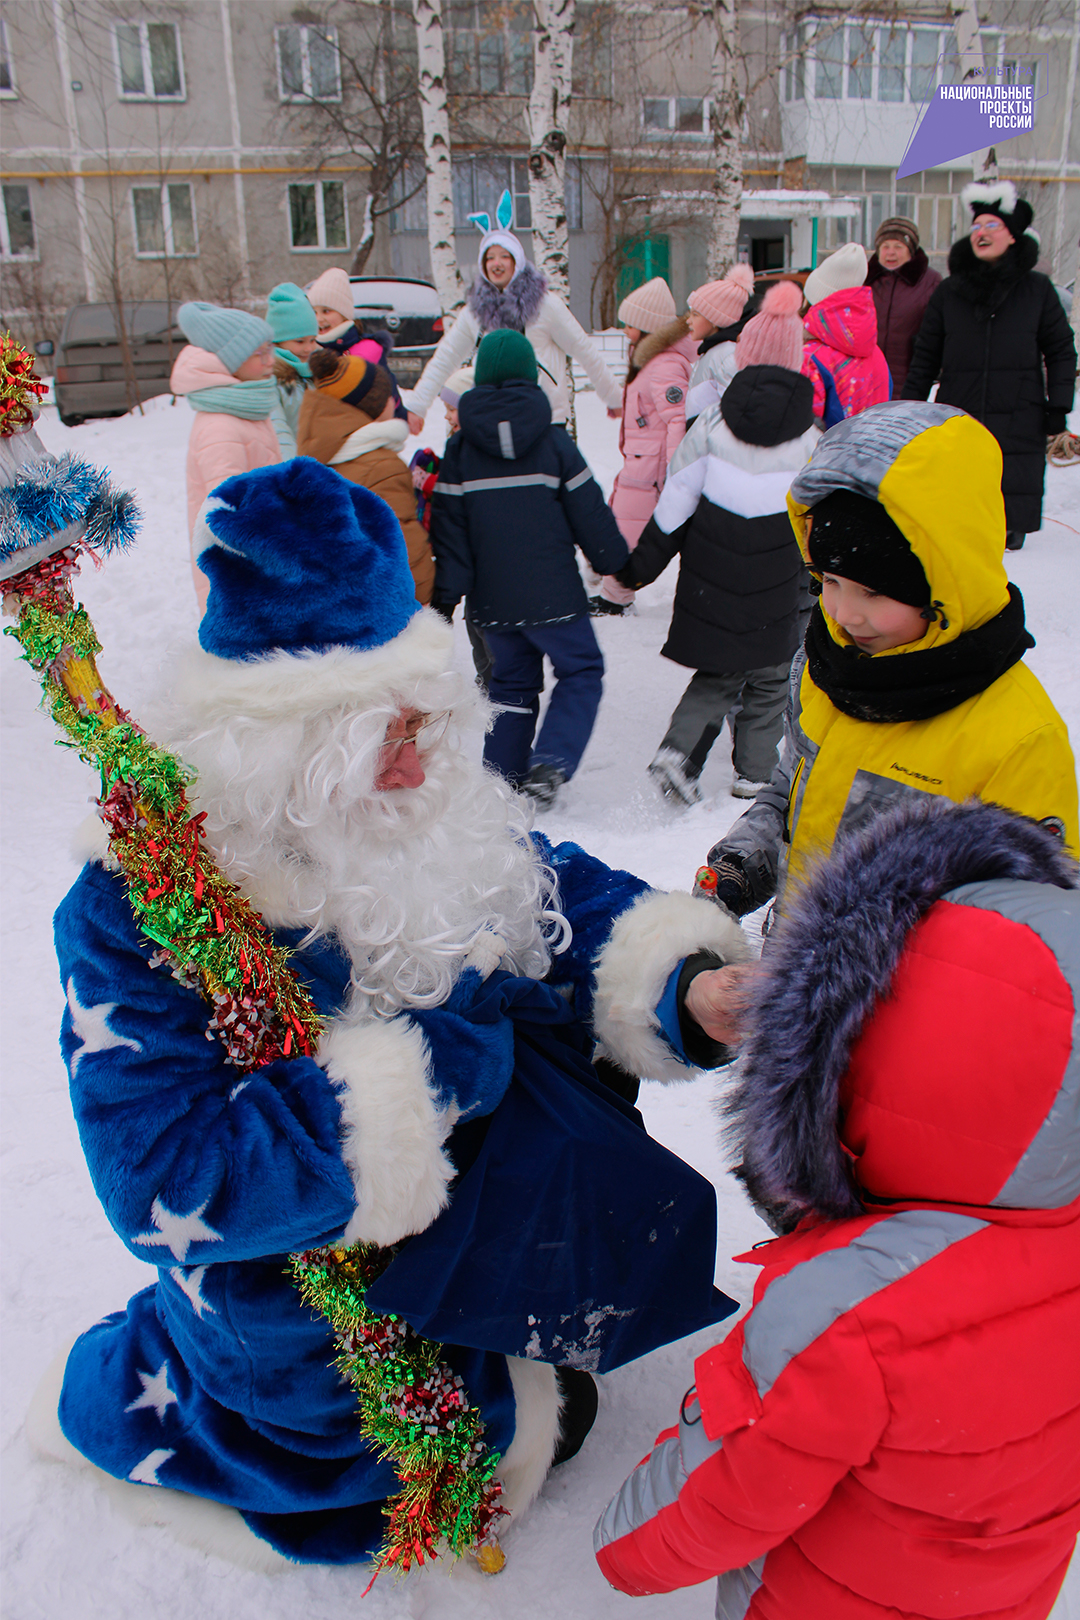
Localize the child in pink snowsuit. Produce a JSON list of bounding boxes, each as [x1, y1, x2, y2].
[[595, 277, 697, 615], [800, 242, 892, 427]]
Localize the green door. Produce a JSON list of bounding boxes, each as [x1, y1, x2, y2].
[[616, 233, 672, 307]]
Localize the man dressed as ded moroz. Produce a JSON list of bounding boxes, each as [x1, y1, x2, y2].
[[33, 455, 751, 1569]]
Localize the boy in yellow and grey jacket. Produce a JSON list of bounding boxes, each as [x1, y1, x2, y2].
[[705, 401, 1077, 918]]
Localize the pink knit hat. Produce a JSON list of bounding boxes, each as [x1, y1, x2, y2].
[[735, 280, 804, 370], [304, 268, 354, 324], [617, 277, 677, 333], [686, 264, 754, 329]]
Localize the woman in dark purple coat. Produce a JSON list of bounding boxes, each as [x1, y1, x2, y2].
[[864, 217, 941, 395]]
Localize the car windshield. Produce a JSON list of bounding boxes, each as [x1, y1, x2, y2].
[[349, 279, 441, 318], [63, 303, 179, 343]]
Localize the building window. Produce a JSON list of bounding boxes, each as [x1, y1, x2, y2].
[[0, 183, 35, 257], [642, 96, 708, 136], [448, 2, 532, 97], [813, 24, 844, 100], [566, 158, 584, 232], [388, 163, 427, 234], [132, 183, 197, 256], [0, 18, 16, 96], [288, 181, 348, 250], [114, 22, 184, 100], [877, 28, 905, 103], [452, 156, 533, 230], [783, 26, 806, 101], [276, 24, 341, 102], [847, 25, 873, 99]]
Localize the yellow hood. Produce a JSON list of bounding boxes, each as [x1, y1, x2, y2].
[[787, 404, 1012, 656]]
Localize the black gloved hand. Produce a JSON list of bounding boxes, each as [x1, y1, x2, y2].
[[706, 856, 756, 918], [1045, 407, 1068, 436], [430, 595, 458, 625]]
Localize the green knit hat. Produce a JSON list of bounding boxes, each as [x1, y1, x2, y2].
[[474, 328, 538, 387], [266, 282, 318, 342]]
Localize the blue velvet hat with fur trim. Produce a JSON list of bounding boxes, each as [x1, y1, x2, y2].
[[195, 456, 419, 661]]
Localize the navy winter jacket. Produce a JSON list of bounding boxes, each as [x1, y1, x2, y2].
[[431, 380, 628, 628]]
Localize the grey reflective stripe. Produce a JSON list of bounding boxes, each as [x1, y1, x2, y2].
[[715, 1557, 766, 1620], [944, 880, 1080, 1209], [790, 401, 963, 508], [498, 419, 515, 459], [593, 1434, 685, 1555], [459, 473, 561, 494], [743, 1209, 988, 1397], [565, 466, 593, 492], [594, 1388, 723, 1555], [432, 480, 464, 497]]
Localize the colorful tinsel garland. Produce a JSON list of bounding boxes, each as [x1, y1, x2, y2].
[[0, 330, 47, 436], [1, 339, 509, 1580], [292, 1245, 507, 1584]]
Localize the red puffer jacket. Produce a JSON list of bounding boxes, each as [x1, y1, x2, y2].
[[595, 799, 1080, 1620], [801, 285, 892, 426]]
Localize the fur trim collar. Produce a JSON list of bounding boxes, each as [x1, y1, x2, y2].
[[866, 247, 932, 287], [947, 234, 1039, 303], [626, 317, 692, 383], [728, 798, 1074, 1228], [468, 262, 548, 333], [170, 610, 454, 724], [329, 414, 408, 466]]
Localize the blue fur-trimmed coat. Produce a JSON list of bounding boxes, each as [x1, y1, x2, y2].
[[53, 836, 746, 1565]]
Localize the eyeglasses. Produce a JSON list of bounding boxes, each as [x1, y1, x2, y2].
[[380, 710, 452, 763], [970, 219, 1007, 234]]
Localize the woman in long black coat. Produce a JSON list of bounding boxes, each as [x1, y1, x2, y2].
[[902, 181, 1075, 548]]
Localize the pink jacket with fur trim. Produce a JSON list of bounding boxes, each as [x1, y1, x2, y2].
[[611, 323, 697, 546], [170, 346, 281, 539]]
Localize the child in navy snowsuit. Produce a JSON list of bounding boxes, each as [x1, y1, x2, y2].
[[431, 329, 628, 808]]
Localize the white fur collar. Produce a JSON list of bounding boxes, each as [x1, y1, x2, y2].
[[330, 415, 408, 467]]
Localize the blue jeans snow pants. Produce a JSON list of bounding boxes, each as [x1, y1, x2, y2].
[[482, 616, 604, 785]]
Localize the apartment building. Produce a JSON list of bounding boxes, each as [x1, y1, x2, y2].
[[1, 0, 1076, 345]]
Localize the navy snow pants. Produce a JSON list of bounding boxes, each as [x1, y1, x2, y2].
[[482, 615, 604, 785]]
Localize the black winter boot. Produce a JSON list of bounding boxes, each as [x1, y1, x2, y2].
[[1005, 531, 1026, 551], [551, 1367, 599, 1466], [520, 762, 567, 810]]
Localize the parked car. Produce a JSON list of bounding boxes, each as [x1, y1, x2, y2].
[[39, 301, 185, 426], [348, 277, 443, 389]]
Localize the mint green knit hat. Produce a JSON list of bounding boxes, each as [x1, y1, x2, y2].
[[177, 302, 274, 374], [474, 328, 538, 387], [266, 283, 318, 343]]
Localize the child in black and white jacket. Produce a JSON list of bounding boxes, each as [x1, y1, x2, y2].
[[617, 282, 819, 805]]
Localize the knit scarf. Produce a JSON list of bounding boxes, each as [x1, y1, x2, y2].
[[186, 378, 277, 418], [467, 261, 547, 333], [274, 347, 312, 379], [805, 585, 1033, 723]]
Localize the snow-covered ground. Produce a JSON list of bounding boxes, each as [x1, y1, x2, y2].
[[2, 390, 1078, 1620]]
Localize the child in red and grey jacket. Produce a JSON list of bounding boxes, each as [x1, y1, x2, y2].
[[595, 796, 1080, 1620]]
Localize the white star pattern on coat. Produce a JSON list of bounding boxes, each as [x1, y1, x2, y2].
[[128, 1448, 175, 1485], [169, 1264, 216, 1319], [124, 1361, 178, 1423], [65, 977, 142, 1077], [133, 1197, 223, 1263]]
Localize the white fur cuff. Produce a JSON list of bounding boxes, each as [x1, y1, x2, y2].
[[592, 889, 751, 1082], [318, 1014, 455, 1247], [497, 1358, 562, 1520]]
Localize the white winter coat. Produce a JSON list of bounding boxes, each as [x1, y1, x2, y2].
[[407, 293, 623, 425]]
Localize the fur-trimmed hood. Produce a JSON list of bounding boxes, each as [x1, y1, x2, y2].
[[467, 261, 548, 333], [625, 317, 692, 384], [728, 798, 1076, 1228]]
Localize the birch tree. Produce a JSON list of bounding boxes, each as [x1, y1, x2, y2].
[[528, 0, 574, 303], [706, 0, 745, 279], [413, 0, 466, 315]]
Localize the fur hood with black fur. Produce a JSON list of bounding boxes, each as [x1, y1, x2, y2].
[[727, 797, 1076, 1229], [946, 231, 1040, 306]]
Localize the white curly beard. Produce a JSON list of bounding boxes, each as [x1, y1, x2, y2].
[[158, 660, 564, 1017]]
